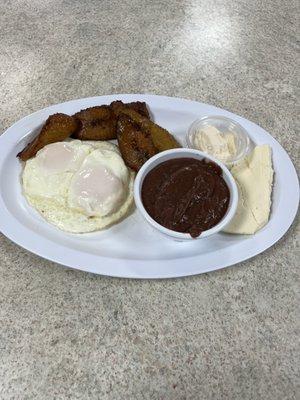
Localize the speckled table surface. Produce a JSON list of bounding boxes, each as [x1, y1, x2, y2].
[[0, 1, 299, 399]]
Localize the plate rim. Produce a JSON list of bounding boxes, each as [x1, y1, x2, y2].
[[0, 93, 299, 279]]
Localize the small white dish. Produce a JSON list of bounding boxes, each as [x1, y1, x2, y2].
[[186, 115, 250, 164], [134, 148, 239, 241]]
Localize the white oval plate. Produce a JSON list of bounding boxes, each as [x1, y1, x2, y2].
[[0, 94, 298, 279]]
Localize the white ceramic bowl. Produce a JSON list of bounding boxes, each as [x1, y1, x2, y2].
[[134, 148, 238, 241]]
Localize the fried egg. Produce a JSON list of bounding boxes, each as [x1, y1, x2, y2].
[[22, 140, 134, 233]]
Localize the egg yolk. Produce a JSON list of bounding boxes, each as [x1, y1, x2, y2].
[[37, 142, 85, 173], [69, 165, 125, 217]]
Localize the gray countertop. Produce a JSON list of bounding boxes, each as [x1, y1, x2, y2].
[[0, 1, 299, 399]]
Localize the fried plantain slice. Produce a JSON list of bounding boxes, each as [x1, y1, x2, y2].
[[127, 101, 150, 118], [73, 102, 151, 141], [72, 105, 117, 141], [17, 113, 79, 161], [111, 100, 150, 119], [117, 114, 157, 171], [117, 108, 181, 152]]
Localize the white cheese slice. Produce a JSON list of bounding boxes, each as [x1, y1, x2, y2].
[[224, 145, 273, 234]]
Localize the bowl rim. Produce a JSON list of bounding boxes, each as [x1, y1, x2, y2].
[[134, 148, 239, 240], [186, 115, 250, 164]]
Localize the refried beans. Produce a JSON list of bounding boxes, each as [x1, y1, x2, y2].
[[141, 158, 230, 238]]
